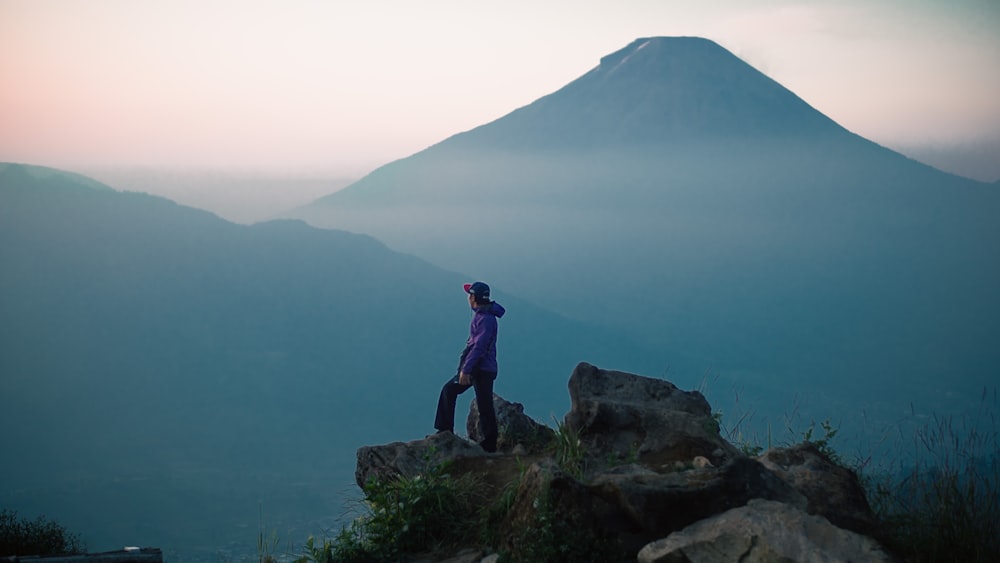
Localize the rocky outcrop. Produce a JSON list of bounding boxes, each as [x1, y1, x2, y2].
[[756, 442, 876, 535], [490, 460, 609, 556], [566, 362, 741, 470], [355, 431, 489, 488], [354, 363, 891, 562], [637, 499, 894, 563], [468, 393, 555, 454], [588, 457, 808, 553]]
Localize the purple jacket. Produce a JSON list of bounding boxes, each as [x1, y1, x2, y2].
[[460, 301, 505, 374]]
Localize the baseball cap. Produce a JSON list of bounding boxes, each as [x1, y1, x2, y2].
[[463, 281, 490, 302]]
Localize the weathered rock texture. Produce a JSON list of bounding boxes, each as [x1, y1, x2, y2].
[[490, 460, 612, 558], [565, 362, 741, 470], [355, 431, 488, 488], [756, 442, 877, 535], [354, 363, 892, 562], [637, 499, 894, 563], [468, 393, 555, 454], [588, 456, 808, 553]]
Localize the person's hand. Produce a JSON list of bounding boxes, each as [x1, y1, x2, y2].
[[458, 372, 471, 385]]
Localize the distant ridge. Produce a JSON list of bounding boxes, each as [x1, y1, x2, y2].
[[1, 162, 660, 558], [1, 162, 115, 192]]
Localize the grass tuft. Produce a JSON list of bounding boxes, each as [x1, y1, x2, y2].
[[294, 460, 486, 562]]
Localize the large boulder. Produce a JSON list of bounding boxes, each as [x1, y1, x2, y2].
[[757, 442, 877, 535], [490, 460, 624, 562], [354, 429, 549, 506], [355, 431, 487, 488], [468, 393, 556, 454], [637, 499, 895, 563], [588, 456, 807, 554], [565, 362, 740, 469]]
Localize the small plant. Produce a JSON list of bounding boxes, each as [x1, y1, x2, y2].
[[0, 509, 85, 557], [256, 505, 281, 563], [550, 416, 586, 479], [714, 408, 767, 456], [703, 411, 723, 435], [605, 442, 640, 468], [294, 534, 339, 563], [296, 461, 486, 562], [861, 400, 1000, 563], [488, 474, 624, 563], [484, 454, 531, 531], [801, 418, 841, 464], [738, 440, 765, 457]]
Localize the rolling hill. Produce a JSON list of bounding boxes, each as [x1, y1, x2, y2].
[[0, 162, 657, 559]]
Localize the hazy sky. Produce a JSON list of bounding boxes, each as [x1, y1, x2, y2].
[[2, 0, 999, 180]]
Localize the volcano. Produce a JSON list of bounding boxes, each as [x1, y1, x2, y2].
[[291, 37, 1000, 419]]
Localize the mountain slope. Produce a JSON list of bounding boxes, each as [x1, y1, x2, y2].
[[290, 37, 1000, 421], [451, 36, 846, 150], [0, 163, 658, 558]]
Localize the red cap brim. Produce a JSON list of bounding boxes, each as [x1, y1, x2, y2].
[[463, 283, 473, 293]]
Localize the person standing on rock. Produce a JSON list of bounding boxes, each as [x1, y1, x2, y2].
[[434, 281, 505, 453]]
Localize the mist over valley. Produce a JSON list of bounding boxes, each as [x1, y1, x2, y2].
[[2, 37, 998, 560], [292, 37, 1000, 419]]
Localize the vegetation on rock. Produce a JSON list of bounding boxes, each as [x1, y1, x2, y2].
[[295, 458, 487, 562], [295, 400, 999, 563]]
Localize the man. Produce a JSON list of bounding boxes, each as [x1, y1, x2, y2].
[[434, 281, 505, 453]]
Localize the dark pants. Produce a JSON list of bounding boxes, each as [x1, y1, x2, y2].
[[434, 369, 498, 453]]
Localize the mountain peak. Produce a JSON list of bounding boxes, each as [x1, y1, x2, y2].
[[597, 36, 722, 71], [449, 36, 844, 150]]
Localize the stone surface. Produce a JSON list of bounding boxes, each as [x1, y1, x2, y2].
[[468, 393, 555, 454], [352, 364, 895, 562], [565, 362, 740, 469], [588, 456, 807, 553], [757, 442, 877, 535], [355, 431, 488, 488], [637, 499, 895, 563], [490, 460, 612, 559]]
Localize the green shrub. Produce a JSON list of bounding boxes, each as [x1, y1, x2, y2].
[[549, 417, 585, 479], [295, 461, 486, 562], [0, 509, 85, 557], [800, 418, 842, 464], [296, 392, 999, 563]]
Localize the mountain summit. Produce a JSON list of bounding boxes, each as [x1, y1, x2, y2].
[[456, 36, 844, 150], [292, 37, 1000, 421]]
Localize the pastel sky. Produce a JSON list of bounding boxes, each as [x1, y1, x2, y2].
[[2, 0, 999, 180]]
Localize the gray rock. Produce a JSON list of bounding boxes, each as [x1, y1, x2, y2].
[[468, 393, 555, 454], [352, 364, 892, 562], [756, 442, 877, 535], [637, 499, 894, 563], [355, 431, 487, 488], [490, 460, 610, 558], [588, 456, 807, 553], [565, 362, 740, 469]]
